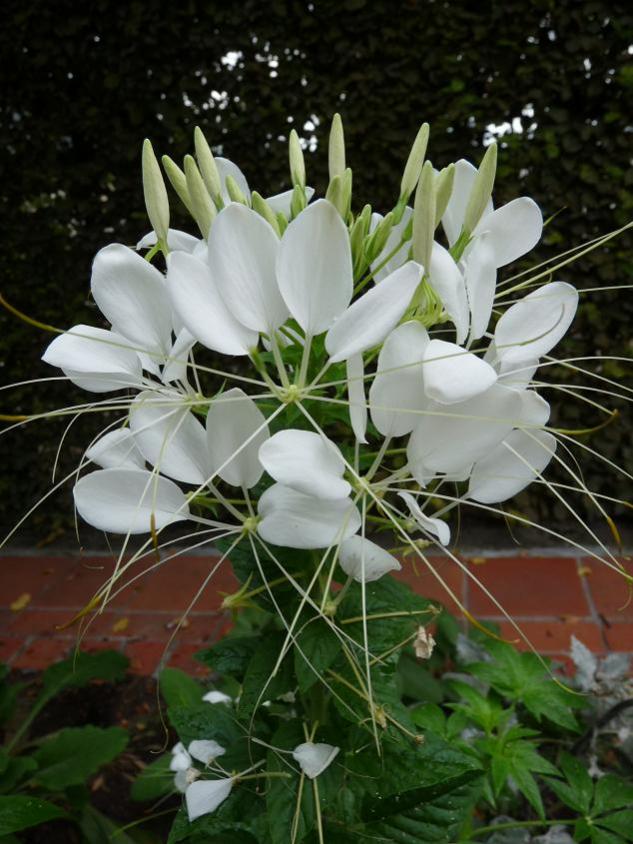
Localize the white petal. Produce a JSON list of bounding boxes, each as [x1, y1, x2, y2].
[[277, 199, 353, 335], [208, 203, 288, 333], [216, 157, 251, 203], [292, 742, 339, 779], [468, 429, 557, 503], [73, 468, 189, 534], [42, 325, 142, 393], [347, 354, 367, 444], [464, 234, 496, 342], [371, 206, 413, 282], [137, 229, 200, 253], [339, 536, 401, 582], [170, 743, 193, 772], [495, 281, 578, 366], [167, 251, 256, 356], [407, 384, 524, 479], [520, 390, 550, 427], [91, 244, 173, 358], [399, 491, 451, 546], [259, 430, 350, 500], [85, 429, 145, 470], [429, 243, 469, 345], [474, 197, 543, 267], [265, 186, 315, 217], [206, 388, 269, 488], [185, 778, 233, 822], [174, 770, 189, 793], [202, 690, 232, 705], [496, 357, 539, 390], [423, 339, 497, 404], [129, 391, 209, 485], [325, 261, 423, 362], [162, 327, 196, 385], [442, 159, 493, 246], [188, 740, 226, 765], [258, 484, 361, 549], [369, 321, 429, 437]]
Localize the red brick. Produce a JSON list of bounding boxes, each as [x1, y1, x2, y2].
[[583, 558, 633, 622], [468, 556, 590, 617], [14, 638, 71, 670], [604, 623, 633, 652], [0, 636, 25, 663], [0, 556, 75, 609], [394, 555, 465, 613], [37, 557, 114, 608], [126, 641, 169, 675], [496, 620, 605, 654], [168, 644, 211, 677], [8, 609, 77, 638]]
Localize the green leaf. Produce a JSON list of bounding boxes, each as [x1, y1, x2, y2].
[[397, 653, 444, 703], [410, 703, 447, 737], [195, 636, 260, 680], [167, 789, 264, 843], [160, 667, 203, 708], [238, 632, 294, 717], [547, 775, 588, 814], [593, 775, 633, 815], [590, 828, 626, 844], [294, 618, 341, 693], [0, 756, 38, 793], [509, 764, 544, 819], [596, 810, 633, 840], [0, 796, 67, 835], [32, 725, 128, 789], [78, 805, 138, 844], [266, 721, 314, 844], [41, 649, 128, 696], [131, 754, 173, 802], [168, 703, 252, 771], [559, 752, 594, 813]]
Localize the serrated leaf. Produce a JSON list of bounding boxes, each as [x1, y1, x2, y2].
[[238, 632, 294, 717], [410, 703, 447, 737], [559, 752, 593, 813], [590, 827, 627, 844], [0, 796, 67, 835], [595, 810, 633, 840], [167, 791, 264, 843], [266, 721, 314, 844], [592, 775, 633, 815], [294, 618, 341, 693], [160, 667, 203, 708], [168, 703, 253, 771], [32, 725, 128, 789], [510, 764, 544, 819], [195, 636, 260, 680]]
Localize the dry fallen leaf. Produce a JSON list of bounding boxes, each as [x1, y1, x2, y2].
[[469, 556, 487, 566], [10, 592, 31, 612], [414, 626, 436, 659], [112, 617, 129, 633]]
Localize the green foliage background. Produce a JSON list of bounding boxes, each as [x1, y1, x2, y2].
[[0, 0, 631, 537]]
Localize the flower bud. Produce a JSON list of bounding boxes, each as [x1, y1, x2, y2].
[[463, 142, 497, 234], [184, 154, 216, 238], [412, 160, 436, 273], [225, 174, 248, 206], [142, 140, 169, 247], [365, 211, 394, 262], [434, 163, 455, 226], [251, 191, 281, 235], [162, 155, 195, 217], [288, 129, 306, 189], [400, 122, 430, 202], [350, 204, 372, 272], [194, 127, 223, 206], [326, 169, 352, 221], [328, 113, 346, 181]]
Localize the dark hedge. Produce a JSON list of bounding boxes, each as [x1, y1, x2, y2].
[[0, 0, 631, 539]]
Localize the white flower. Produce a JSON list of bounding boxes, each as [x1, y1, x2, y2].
[[399, 492, 451, 547], [338, 536, 401, 583], [202, 690, 233, 705], [292, 742, 340, 779], [258, 430, 351, 500], [85, 429, 145, 470], [185, 777, 234, 822], [188, 739, 226, 766], [170, 741, 193, 772]]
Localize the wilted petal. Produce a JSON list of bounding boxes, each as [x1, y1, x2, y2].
[[292, 742, 340, 779], [185, 778, 233, 822], [407, 384, 524, 479], [42, 325, 142, 393], [258, 484, 360, 549], [137, 229, 200, 253], [259, 429, 350, 499], [188, 740, 226, 765], [209, 203, 288, 333], [369, 322, 429, 437], [399, 491, 450, 546], [266, 186, 315, 217], [494, 281, 578, 366], [73, 468, 189, 534], [442, 159, 492, 246], [206, 388, 269, 488], [277, 199, 353, 335], [170, 742, 192, 772], [216, 156, 251, 203], [86, 429, 145, 470], [339, 536, 401, 582], [347, 354, 367, 444], [423, 339, 497, 404], [325, 261, 423, 362], [429, 243, 469, 345], [91, 244, 173, 359], [474, 197, 543, 267], [130, 391, 209, 485], [468, 429, 557, 503], [167, 251, 256, 356], [464, 234, 496, 342]]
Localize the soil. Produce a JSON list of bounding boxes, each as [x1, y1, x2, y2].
[[6, 671, 179, 842]]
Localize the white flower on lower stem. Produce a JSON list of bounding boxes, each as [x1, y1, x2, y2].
[[85, 429, 145, 470], [399, 491, 451, 547], [185, 777, 234, 822], [258, 429, 350, 500], [170, 741, 193, 772], [202, 690, 232, 705], [188, 739, 226, 766], [422, 339, 497, 405], [338, 536, 401, 583], [292, 742, 340, 779]]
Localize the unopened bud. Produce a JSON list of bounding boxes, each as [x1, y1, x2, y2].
[[225, 174, 248, 206], [184, 154, 216, 238], [412, 160, 436, 273], [365, 211, 394, 262], [328, 113, 346, 181], [289, 129, 306, 189], [400, 122, 430, 202], [251, 191, 281, 235], [326, 174, 344, 218], [194, 127, 223, 206], [162, 155, 195, 217], [434, 163, 455, 226], [463, 142, 497, 234], [142, 140, 170, 247]]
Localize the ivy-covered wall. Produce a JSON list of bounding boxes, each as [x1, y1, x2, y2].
[[1, 0, 631, 537]]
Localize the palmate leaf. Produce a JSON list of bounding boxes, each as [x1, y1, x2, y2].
[[31, 725, 128, 790]]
